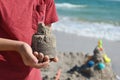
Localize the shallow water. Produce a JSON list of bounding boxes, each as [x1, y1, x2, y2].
[[53, 0, 120, 41]]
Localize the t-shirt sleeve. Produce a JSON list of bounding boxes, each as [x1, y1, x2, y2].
[[44, 0, 58, 25], [37, 0, 58, 25]]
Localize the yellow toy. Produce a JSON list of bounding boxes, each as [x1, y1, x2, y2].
[[103, 53, 111, 63], [98, 39, 103, 51]]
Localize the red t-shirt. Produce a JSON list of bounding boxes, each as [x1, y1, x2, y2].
[[0, 0, 58, 80]]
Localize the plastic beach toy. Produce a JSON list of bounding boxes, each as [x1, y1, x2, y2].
[[87, 60, 95, 67], [98, 39, 102, 46], [97, 62, 105, 70], [98, 39, 103, 51], [103, 54, 111, 63]]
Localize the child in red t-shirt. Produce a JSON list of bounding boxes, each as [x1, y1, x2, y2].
[[0, 0, 58, 80]]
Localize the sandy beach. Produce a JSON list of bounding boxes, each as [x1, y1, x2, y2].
[[41, 30, 120, 80], [54, 30, 120, 73]]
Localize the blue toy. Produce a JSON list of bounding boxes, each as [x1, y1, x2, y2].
[[87, 60, 95, 67]]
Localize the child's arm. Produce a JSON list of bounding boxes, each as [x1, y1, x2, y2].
[[0, 38, 49, 68], [0, 38, 24, 51]]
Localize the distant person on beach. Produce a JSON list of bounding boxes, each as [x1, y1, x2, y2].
[[0, 0, 58, 80]]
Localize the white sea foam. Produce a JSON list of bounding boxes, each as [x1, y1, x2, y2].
[[116, 75, 120, 80], [56, 3, 87, 9], [53, 17, 120, 41]]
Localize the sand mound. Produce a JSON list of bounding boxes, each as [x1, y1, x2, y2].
[[41, 40, 119, 80], [41, 52, 118, 80]]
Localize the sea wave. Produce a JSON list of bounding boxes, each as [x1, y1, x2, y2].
[[53, 17, 120, 41], [56, 3, 87, 8]]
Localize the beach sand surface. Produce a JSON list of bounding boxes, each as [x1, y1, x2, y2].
[[54, 31, 120, 74], [41, 30, 120, 80]]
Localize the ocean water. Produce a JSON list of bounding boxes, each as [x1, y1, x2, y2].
[[53, 0, 120, 41]]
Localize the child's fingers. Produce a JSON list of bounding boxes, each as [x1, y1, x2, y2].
[[38, 53, 44, 62], [50, 56, 58, 62], [33, 61, 49, 69], [33, 51, 38, 58], [43, 55, 49, 62]]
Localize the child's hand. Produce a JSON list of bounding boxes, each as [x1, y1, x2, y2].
[[0, 38, 50, 69], [18, 42, 50, 69], [34, 52, 50, 63], [34, 51, 58, 63]]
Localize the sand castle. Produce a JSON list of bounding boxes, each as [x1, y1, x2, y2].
[[41, 40, 118, 80], [32, 23, 57, 58], [77, 40, 116, 80]]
